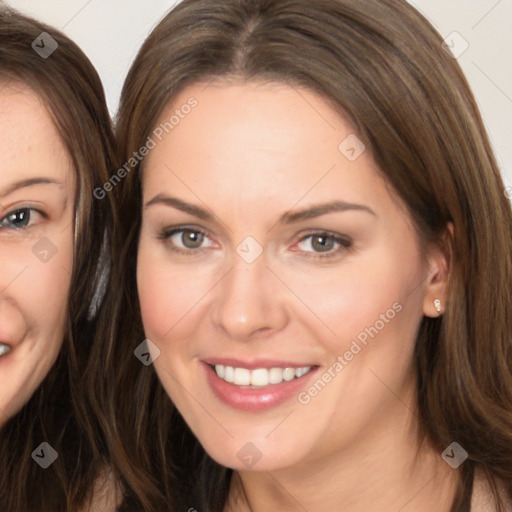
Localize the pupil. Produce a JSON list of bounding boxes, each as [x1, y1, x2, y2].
[[9, 209, 29, 227], [312, 235, 332, 252], [183, 230, 203, 248]]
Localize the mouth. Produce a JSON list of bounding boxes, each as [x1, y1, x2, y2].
[[210, 363, 314, 388], [0, 343, 12, 357], [202, 359, 319, 411]]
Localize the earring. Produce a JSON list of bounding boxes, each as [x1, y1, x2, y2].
[[434, 299, 442, 313]]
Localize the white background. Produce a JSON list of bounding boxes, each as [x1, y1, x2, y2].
[[4, 0, 512, 191]]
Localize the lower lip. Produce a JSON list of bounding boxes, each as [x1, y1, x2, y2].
[[203, 363, 318, 412]]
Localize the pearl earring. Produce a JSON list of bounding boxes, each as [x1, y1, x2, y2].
[[434, 299, 442, 313]]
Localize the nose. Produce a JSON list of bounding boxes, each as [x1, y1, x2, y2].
[[210, 252, 289, 342]]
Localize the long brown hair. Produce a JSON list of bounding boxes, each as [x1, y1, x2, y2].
[[0, 7, 117, 511], [93, 0, 512, 510]]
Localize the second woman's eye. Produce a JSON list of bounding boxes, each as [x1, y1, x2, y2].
[[0, 207, 41, 230], [159, 227, 214, 255], [159, 226, 352, 260], [296, 232, 352, 259]]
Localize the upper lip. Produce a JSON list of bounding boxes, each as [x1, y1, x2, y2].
[[202, 357, 316, 369]]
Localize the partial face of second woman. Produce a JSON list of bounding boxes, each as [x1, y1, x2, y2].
[[0, 82, 75, 425], [136, 81, 449, 474]]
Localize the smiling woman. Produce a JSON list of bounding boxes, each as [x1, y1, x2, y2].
[[0, 7, 118, 512], [92, 0, 512, 511], [0, 86, 75, 415]]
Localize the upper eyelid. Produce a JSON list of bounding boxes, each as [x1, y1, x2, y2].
[[1, 206, 28, 220], [0, 195, 67, 222], [1, 202, 46, 215]]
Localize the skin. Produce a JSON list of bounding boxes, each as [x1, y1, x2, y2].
[[137, 81, 458, 511], [0, 83, 75, 425]]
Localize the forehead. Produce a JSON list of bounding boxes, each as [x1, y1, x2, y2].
[[0, 81, 74, 187], [142, 81, 396, 221]]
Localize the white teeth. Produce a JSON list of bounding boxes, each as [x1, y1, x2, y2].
[[214, 364, 312, 387], [224, 366, 234, 383], [233, 368, 251, 386], [282, 367, 295, 381], [251, 368, 268, 386], [0, 343, 11, 357], [295, 367, 307, 378], [269, 367, 283, 384]]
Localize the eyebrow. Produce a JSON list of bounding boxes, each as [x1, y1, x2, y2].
[[144, 194, 377, 225], [0, 178, 63, 198]]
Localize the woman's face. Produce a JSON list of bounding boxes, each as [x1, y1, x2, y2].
[[0, 83, 75, 425], [137, 81, 447, 471]]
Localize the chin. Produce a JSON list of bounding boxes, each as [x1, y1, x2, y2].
[[198, 435, 305, 473]]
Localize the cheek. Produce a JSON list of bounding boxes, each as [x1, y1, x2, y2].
[[137, 241, 213, 342], [23, 229, 74, 344], [0, 229, 73, 421], [282, 241, 424, 355], [138, 241, 171, 338]]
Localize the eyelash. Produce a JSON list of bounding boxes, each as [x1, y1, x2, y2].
[[0, 207, 45, 231], [158, 226, 352, 260]]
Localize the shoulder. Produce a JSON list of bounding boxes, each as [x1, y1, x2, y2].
[[471, 466, 512, 512], [81, 468, 123, 512]]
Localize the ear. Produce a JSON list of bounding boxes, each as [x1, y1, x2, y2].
[[422, 222, 453, 318]]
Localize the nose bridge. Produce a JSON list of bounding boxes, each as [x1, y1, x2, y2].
[[211, 247, 286, 340]]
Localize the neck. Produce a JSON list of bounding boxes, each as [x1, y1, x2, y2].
[[226, 381, 459, 512]]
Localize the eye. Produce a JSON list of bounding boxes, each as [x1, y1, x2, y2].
[[296, 231, 352, 259], [158, 226, 352, 260], [159, 227, 215, 255], [0, 207, 41, 230]]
